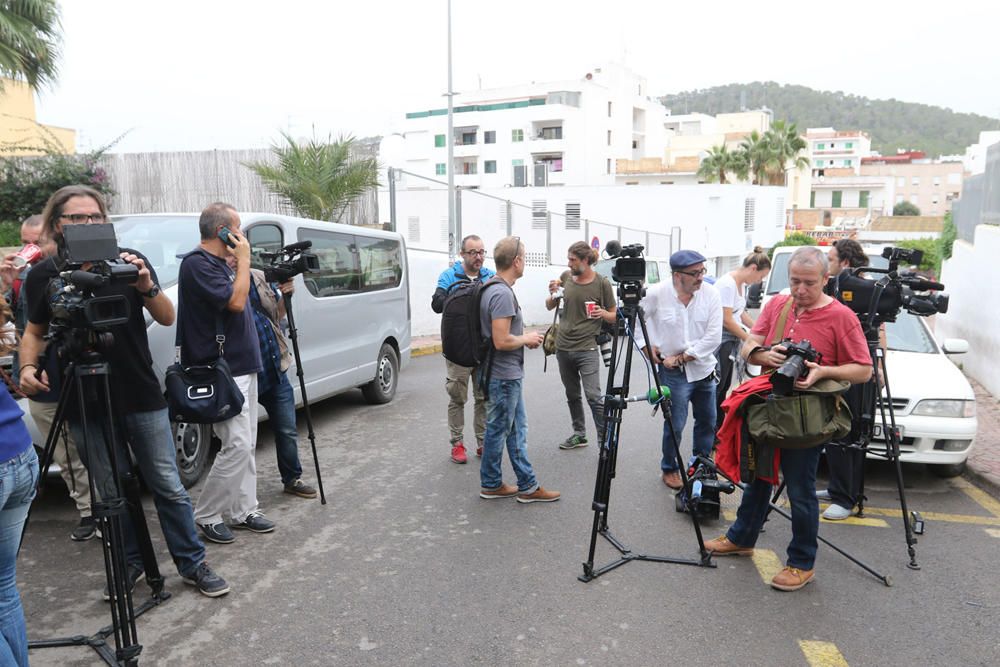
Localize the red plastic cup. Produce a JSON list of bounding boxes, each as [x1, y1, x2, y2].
[[12, 243, 42, 269]]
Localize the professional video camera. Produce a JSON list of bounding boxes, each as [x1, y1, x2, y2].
[[604, 240, 646, 306], [260, 240, 320, 283], [770, 338, 820, 396], [828, 247, 948, 325], [47, 223, 139, 355], [675, 456, 736, 521]]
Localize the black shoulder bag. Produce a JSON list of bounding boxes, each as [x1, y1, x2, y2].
[[165, 276, 245, 424]]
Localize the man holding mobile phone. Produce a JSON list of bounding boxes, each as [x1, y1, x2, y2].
[[177, 203, 272, 545]]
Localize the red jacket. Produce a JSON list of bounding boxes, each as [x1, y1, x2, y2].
[[716, 375, 780, 484]]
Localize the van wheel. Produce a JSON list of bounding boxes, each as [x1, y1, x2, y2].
[[362, 343, 398, 404], [172, 421, 212, 488]]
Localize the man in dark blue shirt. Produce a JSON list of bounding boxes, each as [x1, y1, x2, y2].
[[248, 267, 317, 499], [178, 202, 272, 545]]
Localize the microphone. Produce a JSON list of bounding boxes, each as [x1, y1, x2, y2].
[[625, 386, 671, 404], [282, 240, 313, 253]]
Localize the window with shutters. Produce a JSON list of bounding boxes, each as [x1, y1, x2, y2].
[[743, 198, 756, 232]]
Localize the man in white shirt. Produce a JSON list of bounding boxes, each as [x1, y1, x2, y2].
[[636, 250, 722, 490]]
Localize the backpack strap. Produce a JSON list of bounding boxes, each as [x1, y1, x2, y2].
[[175, 249, 228, 363]]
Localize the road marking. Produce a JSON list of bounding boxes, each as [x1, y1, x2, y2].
[[750, 548, 782, 584], [799, 640, 849, 666], [860, 506, 1000, 527], [724, 509, 888, 528], [986, 528, 1000, 539], [411, 344, 442, 358], [819, 515, 889, 528], [949, 478, 1000, 518]]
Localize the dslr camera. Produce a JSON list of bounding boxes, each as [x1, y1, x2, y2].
[[771, 339, 820, 396]]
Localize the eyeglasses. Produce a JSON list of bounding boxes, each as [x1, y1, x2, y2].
[[462, 249, 486, 257], [675, 268, 708, 278], [60, 213, 106, 224]]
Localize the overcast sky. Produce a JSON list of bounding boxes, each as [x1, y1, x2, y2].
[[33, 0, 1000, 153]]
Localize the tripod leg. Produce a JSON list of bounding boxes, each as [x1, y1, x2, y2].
[[284, 296, 327, 505]]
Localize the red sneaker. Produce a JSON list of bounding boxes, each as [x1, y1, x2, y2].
[[450, 442, 467, 464]]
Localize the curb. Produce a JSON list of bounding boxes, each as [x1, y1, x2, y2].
[[964, 466, 1000, 500], [411, 344, 442, 358]]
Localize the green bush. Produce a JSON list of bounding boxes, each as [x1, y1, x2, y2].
[[769, 232, 815, 258], [0, 148, 115, 223], [939, 212, 957, 261], [893, 201, 920, 216], [895, 238, 941, 274], [0, 222, 20, 246]]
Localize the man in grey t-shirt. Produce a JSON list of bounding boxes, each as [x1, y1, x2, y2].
[[477, 236, 560, 504]]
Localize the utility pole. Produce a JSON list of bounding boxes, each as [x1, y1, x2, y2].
[[446, 0, 456, 262]]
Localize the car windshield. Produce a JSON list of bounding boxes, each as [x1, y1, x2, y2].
[[112, 215, 200, 289], [885, 313, 938, 354], [768, 248, 889, 294]]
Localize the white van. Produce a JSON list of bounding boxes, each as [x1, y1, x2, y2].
[[110, 212, 411, 485]]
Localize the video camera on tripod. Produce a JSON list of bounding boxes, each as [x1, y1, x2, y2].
[[259, 240, 319, 283], [604, 240, 646, 306], [675, 456, 736, 521], [46, 223, 139, 357], [828, 247, 948, 325]]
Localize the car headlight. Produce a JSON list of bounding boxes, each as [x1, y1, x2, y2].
[[911, 399, 975, 418]]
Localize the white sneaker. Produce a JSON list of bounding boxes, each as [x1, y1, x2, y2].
[[815, 489, 831, 500], [822, 503, 852, 521]]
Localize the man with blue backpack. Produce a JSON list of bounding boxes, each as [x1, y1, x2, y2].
[[432, 235, 494, 464]]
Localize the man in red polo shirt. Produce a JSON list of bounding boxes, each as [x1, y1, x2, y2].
[[704, 247, 871, 592]]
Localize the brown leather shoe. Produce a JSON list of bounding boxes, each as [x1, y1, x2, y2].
[[703, 535, 754, 557], [479, 483, 519, 499], [516, 487, 561, 504], [662, 470, 683, 490], [771, 566, 815, 591]]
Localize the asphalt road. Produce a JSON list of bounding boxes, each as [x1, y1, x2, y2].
[[19, 352, 1000, 666]]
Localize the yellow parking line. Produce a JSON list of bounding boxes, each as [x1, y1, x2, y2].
[[860, 506, 1000, 527], [750, 548, 783, 584], [949, 478, 1000, 519], [986, 528, 1000, 539], [819, 515, 888, 528], [799, 640, 849, 667]]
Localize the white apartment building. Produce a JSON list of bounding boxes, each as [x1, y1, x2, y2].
[[807, 128, 872, 176], [385, 63, 670, 190], [963, 131, 1000, 175]]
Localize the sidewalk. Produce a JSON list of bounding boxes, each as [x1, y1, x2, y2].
[[966, 376, 1000, 496], [410, 332, 1000, 498]]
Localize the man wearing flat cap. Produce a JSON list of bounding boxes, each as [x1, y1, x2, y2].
[[634, 249, 722, 489]]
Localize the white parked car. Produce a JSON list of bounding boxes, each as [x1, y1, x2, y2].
[[759, 245, 976, 476]]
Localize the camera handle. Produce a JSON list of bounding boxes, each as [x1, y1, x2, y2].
[[281, 292, 327, 505]]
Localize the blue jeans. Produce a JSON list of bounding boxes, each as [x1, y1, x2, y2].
[[480, 378, 538, 494], [258, 373, 303, 486], [658, 367, 717, 472], [70, 408, 206, 578], [726, 445, 823, 570], [0, 448, 37, 667]]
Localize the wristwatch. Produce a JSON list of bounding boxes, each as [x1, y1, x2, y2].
[[141, 284, 161, 299]]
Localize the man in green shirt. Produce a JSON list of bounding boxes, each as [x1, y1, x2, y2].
[[544, 241, 617, 449]]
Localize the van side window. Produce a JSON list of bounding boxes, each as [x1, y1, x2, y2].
[[247, 223, 283, 270], [357, 237, 402, 292], [298, 228, 359, 296], [646, 262, 660, 284]]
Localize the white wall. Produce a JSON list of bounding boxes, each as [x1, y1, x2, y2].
[[935, 224, 1000, 396]]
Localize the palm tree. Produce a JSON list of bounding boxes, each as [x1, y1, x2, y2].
[[0, 0, 62, 90], [697, 144, 749, 184], [245, 132, 380, 223], [738, 130, 772, 185], [764, 120, 809, 186]]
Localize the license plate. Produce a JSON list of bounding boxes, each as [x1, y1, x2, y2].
[[873, 425, 903, 440]]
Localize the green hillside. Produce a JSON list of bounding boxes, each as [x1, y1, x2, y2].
[[660, 82, 1000, 158]]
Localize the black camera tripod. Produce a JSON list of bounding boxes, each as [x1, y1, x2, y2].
[[580, 297, 714, 582], [22, 350, 170, 666]]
